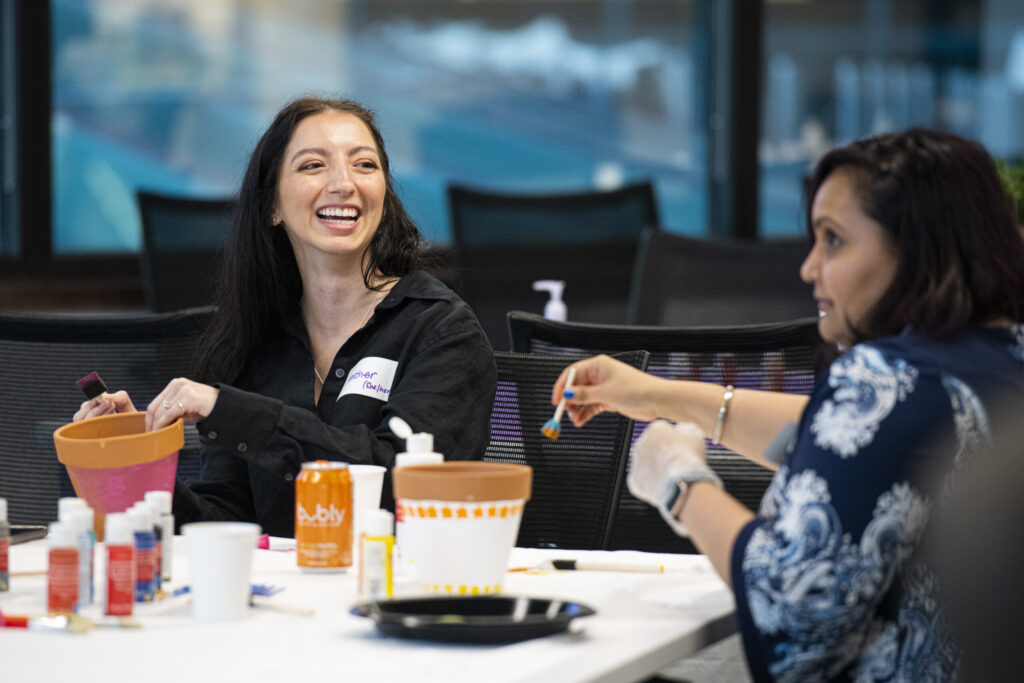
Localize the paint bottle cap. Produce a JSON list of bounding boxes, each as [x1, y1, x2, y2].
[[57, 497, 86, 521], [48, 521, 76, 548], [140, 499, 161, 527], [365, 509, 394, 537], [144, 490, 172, 514], [66, 509, 92, 536], [404, 432, 434, 454], [0, 497, 6, 522], [104, 513, 133, 546], [127, 506, 150, 532]]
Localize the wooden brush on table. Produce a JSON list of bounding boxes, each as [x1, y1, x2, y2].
[[541, 367, 576, 440]]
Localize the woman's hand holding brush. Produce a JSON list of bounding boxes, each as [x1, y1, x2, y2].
[[550, 355, 666, 428]]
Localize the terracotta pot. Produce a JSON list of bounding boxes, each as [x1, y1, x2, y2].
[[392, 462, 532, 595], [53, 412, 183, 540]]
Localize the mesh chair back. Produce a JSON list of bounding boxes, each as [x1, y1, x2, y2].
[[485, 350, 649, 550], [508, 310, 825, 553], [0, 307, 213, 525], [627, 226, 814, 325], [137, 191, 235, 312], [447, 182, 659, 349]]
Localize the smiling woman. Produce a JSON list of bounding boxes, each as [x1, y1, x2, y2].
[[73, 96, 498, 538]]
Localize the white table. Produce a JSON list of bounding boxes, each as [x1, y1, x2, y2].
[[0, 538, 736, 683]]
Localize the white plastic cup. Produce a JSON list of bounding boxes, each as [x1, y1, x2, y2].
[[348, 465, 386, 541], [182, 522, 260, 623]]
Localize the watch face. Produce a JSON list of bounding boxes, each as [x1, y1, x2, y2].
[[660, 477, 683, 512]]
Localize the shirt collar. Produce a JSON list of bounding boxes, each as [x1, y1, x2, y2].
[[281, 270, 454, 341]]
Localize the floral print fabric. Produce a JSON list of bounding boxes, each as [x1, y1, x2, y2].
[[731, 325, 1024, 681]]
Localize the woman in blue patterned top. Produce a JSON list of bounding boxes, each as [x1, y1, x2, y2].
[[552, 129, 1024, 681]]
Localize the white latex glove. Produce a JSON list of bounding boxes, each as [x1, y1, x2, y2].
[[627, 420, 722, 537]]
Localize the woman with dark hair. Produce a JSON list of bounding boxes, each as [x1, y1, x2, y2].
[[75, 96, 496, 536], [551, 128, 1024, 680]]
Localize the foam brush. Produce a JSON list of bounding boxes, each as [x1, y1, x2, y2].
[[541, 367, 577, 440], [75, 371, 109, 402]]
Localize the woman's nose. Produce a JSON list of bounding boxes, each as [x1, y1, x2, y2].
[[326, 167, 354, 194], [799, 246, 817, 284]]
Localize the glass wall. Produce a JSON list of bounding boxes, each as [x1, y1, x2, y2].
[[760, 0, 1024, 236], [51, 0, 704, 254]]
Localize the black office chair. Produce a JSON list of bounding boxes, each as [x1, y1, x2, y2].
[[137, 191, 235, 312], [447, 182, 660, 350], [507, 310, 825, 553], [0, 307, 213, 525], [485, 350, 649, 551], [627, 226, 814, 325]]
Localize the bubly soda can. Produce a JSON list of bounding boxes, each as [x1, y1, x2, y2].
[[296, 460, 352, 572]]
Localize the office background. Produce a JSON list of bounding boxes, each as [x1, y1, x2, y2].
[[2, 0, 1023, 309]]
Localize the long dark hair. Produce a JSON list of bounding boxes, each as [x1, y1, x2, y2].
[[196, 96, 442, 383], [805, 128, 1024, 342]]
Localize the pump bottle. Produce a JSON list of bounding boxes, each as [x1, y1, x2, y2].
[[388, 417, 443, 578], [532, 280, 567, 321]]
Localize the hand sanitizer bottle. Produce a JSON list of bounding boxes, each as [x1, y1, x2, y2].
[[532, 280, 567, 321], [389, 417, 443, 580]]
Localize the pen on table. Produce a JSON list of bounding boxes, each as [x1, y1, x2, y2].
[[510, 558, 667, 573]]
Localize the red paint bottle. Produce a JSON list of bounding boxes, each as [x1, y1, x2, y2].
[[104, 512, 135, 616], [47, 521, 79, 614]]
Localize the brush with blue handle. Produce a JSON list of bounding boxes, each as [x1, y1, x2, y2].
[[541, 366, 576, 440]]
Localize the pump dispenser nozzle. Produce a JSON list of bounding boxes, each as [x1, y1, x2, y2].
[[532, 280, 567, 321]]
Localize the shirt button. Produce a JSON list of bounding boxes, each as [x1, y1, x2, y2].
[[207, 430, 218, 440], [284, 473, 294, 482], [236, 442, 248, 453], [335, 368, 345, 378]]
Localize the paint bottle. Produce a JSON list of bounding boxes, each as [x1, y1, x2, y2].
[[47, 521, 79, 614], [139, 498, 163, 592], [144, 490, 174, 585], [67, 508, 94, 608], [128, 505, 156, 602], [0, 498, 10, 592], [104, 513, 135, 617], [359, 509, 395, 601]]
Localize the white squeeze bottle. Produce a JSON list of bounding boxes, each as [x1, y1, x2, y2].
[[388, 417, 443, 579], [533, 280, 567, 321]]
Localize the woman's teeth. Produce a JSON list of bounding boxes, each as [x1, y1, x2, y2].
[[317, 207, 358, 223]]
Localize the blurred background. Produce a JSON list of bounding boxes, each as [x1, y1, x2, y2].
[[2, 0, 1023, 309]]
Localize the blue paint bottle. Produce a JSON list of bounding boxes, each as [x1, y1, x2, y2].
[[128, 505, 156, 602]]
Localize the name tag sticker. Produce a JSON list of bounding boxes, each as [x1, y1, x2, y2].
[[337, 356, 398, 403]]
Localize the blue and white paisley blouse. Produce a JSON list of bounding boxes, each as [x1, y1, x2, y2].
[[730, 324, 1024, 682]]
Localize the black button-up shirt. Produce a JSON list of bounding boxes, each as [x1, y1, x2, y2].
[[173, 271, 497, 536]]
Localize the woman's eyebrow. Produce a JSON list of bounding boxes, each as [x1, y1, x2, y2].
[[347, 145, 379, 157], [289, 147, 328, 164]]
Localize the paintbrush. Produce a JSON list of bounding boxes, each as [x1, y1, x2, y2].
[[0, 610, 95, 634], [75, 371, 110, 403], [541, 367, 576, 440]]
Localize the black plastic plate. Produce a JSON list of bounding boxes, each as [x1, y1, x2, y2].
[[351, 595, 596, 644]]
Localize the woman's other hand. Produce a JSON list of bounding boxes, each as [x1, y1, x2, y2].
[[551, 354, 663, 427], [73, 391, 137, 422], [146, 378, 219, 432]]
